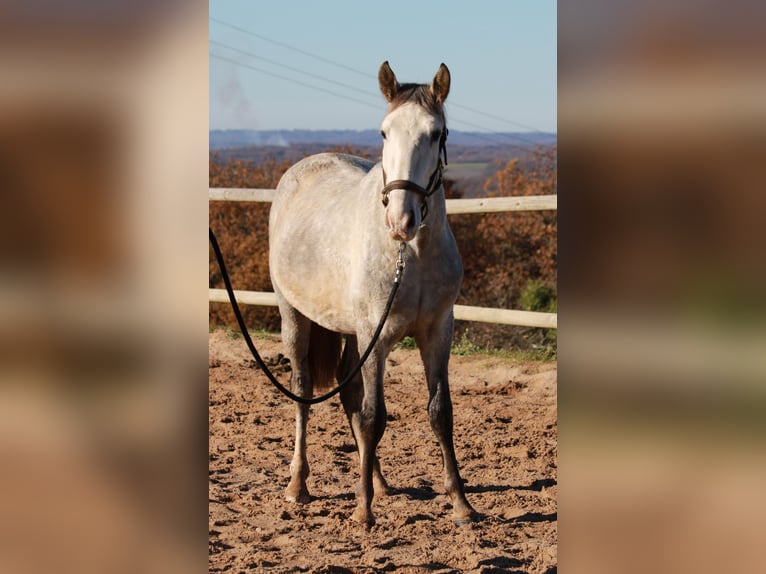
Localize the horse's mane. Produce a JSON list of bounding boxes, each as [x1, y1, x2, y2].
[[389, 83, 444, 119]]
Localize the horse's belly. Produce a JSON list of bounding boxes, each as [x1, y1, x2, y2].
[[270, 217, 358, 334], [274, 269, 357, 334]]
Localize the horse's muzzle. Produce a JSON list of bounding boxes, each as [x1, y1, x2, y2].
[[389, 227, 416, 242], [386, 208, 419, 242]]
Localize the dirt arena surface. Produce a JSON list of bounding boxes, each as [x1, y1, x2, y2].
[[209, 330, 557, 573]]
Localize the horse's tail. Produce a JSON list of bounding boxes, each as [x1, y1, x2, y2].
[[308, 322, 342, 392]]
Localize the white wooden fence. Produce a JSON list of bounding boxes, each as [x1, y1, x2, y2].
[[209, 189, 557, 329]]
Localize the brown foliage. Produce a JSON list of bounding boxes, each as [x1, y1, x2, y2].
[[449, 147, 557, 349], [209, 156, 291, 330]]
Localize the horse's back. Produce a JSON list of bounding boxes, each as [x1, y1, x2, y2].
[[273, 153, 375, 210], [270, 152, 376, 250]]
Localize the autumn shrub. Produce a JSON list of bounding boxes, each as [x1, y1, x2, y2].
[[449, 146, 557, 350], [209, 156, 291, 331]]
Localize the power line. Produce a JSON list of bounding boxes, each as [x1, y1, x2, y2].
[[450, 102, 544, 133], [210, 53, 548, 149], [210, 17, 374, 79], [210, 40, 379, 101], [447, 117, 546, 148], [212, 39, 545, 141], [209, 16, 550, 134], [211, 48, 545, 149], [210, 53, 380, 110]]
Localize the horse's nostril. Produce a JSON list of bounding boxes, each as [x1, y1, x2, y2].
[[389, 228, 413, 242], [388, 215, 418, 241]]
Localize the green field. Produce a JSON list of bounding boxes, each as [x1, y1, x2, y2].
[[447, 161, 490, 173]]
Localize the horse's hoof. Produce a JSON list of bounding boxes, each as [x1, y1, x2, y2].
[[285, 492, 311, 504], [374, 478, 393, 497], [452, 509, 480, 526], [285, 485, 311, 504], [350, 506, 375, 527], [453, 516, 474, 526]]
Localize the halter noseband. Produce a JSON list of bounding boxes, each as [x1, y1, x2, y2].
[[381, 128, 448, 220]]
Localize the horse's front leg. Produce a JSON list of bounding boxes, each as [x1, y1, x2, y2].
[[416, 313, 477, 524], [347, 341, 387, 526]]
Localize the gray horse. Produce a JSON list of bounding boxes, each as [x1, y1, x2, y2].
[[268, 61, 476, 526]]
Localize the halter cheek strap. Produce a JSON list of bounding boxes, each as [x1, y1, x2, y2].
[[381, 128, 448, 221]]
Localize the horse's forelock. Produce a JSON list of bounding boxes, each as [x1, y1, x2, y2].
[[388, 84, 444, 119]]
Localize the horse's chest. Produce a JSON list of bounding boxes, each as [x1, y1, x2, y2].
[[399, 258, 461, 314]]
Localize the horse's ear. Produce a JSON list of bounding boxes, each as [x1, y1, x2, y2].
[[379, 61, 399, 102], [431, 63, 451, 104]]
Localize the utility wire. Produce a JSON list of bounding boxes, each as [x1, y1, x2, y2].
[[211, 45, 547, 149], [212, 38, 545, 142], [210, 16, 550, 134], [210, 53, 380, 110], [450, 102, 544, 133], [447, 117, 546, 148], [211, 40, 379, 101], [210, 16, 374, 79]]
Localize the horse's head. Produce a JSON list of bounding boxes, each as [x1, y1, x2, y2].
[[378, 61, 450, 242]]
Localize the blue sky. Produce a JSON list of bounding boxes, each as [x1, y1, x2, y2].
[[209, 1, 556, 133]]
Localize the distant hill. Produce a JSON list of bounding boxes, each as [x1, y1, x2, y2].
[[209, 130, 557, 199], [209, 129, 556, 150]]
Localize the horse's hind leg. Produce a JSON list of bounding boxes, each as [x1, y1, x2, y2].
[[338, 336, 391, 497], [416, 316, 478, 524], [276, 291, 313, 504]]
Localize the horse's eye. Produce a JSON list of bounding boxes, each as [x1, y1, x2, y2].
[[430, 130, 441, 143], [380, 130, 387, 140]]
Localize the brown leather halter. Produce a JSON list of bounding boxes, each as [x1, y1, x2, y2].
[[381, 128, 448, 220]]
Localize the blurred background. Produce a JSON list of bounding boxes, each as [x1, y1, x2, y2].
[[0, 2, 208, 573], [2, 1, 765, 573], [559, 1, 765, 572]]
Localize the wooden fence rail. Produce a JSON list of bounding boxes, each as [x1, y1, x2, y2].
[[209, 187, 557, 214], [209, 188, 557, 329]]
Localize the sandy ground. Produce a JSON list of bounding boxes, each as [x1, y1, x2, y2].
[[209, 330, 557, 573]]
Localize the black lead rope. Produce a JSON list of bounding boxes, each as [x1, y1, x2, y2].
[[209, 227, 404, 405]]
